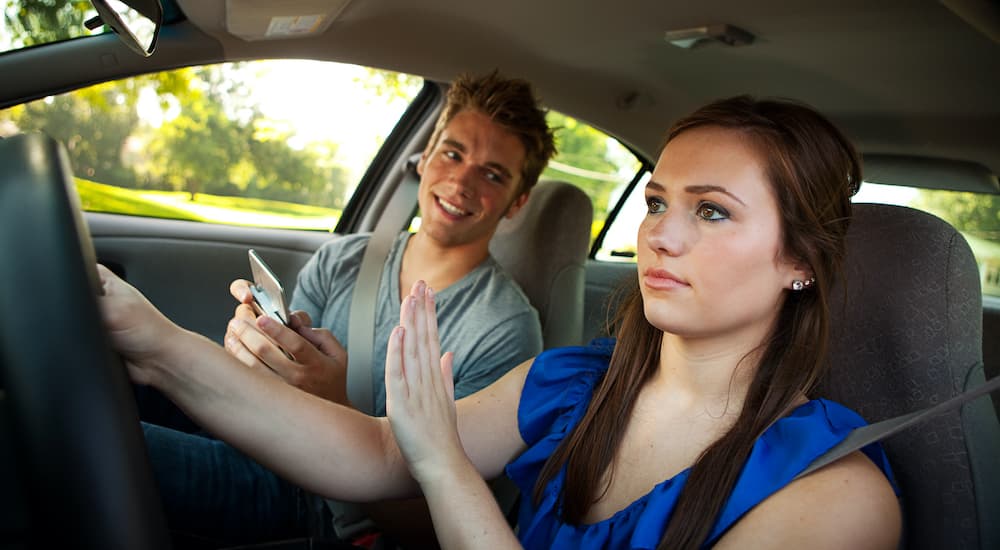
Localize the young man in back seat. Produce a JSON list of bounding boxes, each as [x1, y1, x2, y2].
[[139, 70, 556, 547]]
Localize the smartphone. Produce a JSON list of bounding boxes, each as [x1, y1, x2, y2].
[[248, 249, 290, 326]]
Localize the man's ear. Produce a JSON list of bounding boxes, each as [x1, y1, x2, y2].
[[416, 150, 428, 176], [504, 190, 531, 219]]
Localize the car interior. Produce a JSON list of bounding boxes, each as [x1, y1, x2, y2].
[[1, 0, 998, 548]]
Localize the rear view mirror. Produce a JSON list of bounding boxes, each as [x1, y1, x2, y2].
[[85, 0, 163, 57]]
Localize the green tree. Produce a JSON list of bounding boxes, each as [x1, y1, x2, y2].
[[3, 0, 92, 48], [2, 0, 198, 191], [146, 79, 250, 200], [11, 82, 140, 185], [542, 111, 634, 215], [2, 11, 402, 216], [145, 64, 352, 206], [912, 189, 1000, 296], [247, 132, 326, 204], [354, 68, 423, 102], [2, 0, 143, 184], [911, 190, 1000, 240]]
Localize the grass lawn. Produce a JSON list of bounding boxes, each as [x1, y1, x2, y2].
[[75, 179, 341, 231]]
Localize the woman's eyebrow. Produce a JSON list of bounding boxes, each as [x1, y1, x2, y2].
[[646, 181, 746, 207], [685, 184, 746, 206]]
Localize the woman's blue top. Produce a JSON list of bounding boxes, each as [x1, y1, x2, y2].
[[505, 339, 896, 549]]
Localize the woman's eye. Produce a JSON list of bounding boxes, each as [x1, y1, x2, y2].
[[444, 150, 460, 161], [646, 197, 666, 214], [696, 203, 729, 221]]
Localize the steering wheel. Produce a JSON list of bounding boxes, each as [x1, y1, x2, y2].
[[0, 134, 171, 548]]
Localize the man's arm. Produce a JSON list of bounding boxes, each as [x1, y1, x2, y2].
[[451, 309, 542, 399]]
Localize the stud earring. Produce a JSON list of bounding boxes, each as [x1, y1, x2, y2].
[[792, 277, 816, 291]]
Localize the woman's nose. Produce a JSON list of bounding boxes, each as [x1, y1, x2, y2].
[[644, 209, 690, 257]]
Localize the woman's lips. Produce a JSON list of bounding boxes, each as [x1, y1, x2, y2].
[[643, 268, 690, 290]]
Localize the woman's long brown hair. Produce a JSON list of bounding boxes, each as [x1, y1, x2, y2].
[[532, 96, 860, 549]]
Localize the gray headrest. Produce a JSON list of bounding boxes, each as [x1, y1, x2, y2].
[[490, 180, 593, 348]]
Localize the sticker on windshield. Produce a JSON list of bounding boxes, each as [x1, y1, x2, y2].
[[266, 15, 326, 37]]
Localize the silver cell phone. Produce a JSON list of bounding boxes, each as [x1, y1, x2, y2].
[[248, 249, 290, 326]]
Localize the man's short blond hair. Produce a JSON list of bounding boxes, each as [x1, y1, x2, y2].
[[427, 70, 557, 194]]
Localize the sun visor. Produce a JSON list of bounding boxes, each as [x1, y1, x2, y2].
[[862, 154, 1000, 194], [225, 0, 353, 41]]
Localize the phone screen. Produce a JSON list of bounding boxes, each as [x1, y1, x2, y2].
[[248, 249, 290, 325]]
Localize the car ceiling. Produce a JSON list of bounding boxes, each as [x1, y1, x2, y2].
[[174, 0, 1000, 185], [6, 0, 1000, 186]]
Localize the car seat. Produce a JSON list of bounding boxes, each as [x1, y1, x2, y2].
[[489, 179, 593, 348], [818, 203, 1000, 550]]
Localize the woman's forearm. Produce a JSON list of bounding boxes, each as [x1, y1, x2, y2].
[[144, 327, 418, 502], [383, 285, 524, 548], [419, 457, 522, 550], [98, 264, 416, 501]]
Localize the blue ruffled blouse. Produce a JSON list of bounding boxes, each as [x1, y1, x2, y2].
[[505, 339, 896, 549]]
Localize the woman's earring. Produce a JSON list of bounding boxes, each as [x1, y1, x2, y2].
[[792, 277, 816, 291]]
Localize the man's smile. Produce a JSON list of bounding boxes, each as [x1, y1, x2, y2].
[[436, 196, 471, 217]]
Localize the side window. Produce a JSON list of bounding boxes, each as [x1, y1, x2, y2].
[[0, 60, 422, 231], [541, 111, 648, 252], [591, 170, 652, 262], [853, 183, 1000, 298]]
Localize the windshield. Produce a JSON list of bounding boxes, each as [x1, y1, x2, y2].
[[2, 0, 100, 54], [1, 0, 179, 55]]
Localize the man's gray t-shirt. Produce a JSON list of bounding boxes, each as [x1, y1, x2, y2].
[[291, 231, 542, 414]]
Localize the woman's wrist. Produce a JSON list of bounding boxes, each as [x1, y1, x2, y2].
[[133, 325, 213, 391], [411, 444, 477, 488]]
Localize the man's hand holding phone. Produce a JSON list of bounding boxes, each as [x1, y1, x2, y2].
[[224, 251, 350, 405]]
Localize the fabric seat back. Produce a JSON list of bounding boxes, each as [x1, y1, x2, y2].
[[490, 179, 593, 348], [819, 203, 999, 549]]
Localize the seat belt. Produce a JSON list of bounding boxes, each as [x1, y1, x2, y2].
[[346, 156, 421, 415], [797, 365, 1000, 479]]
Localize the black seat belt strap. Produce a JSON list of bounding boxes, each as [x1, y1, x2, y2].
[[346, 157, 420, 414], [797, 366, 1000, 479]]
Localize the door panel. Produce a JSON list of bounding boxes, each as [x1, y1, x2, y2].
[[583, 259, 635, 343], [87, 213, 333, 344]]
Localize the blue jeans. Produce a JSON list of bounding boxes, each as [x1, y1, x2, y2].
[[142, 422, 333, 547]]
